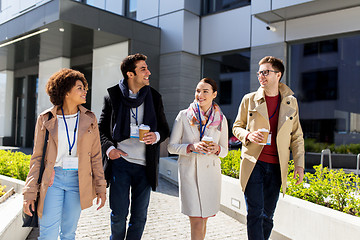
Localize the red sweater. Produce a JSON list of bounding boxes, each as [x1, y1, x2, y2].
[[258, 95, 280, 164]]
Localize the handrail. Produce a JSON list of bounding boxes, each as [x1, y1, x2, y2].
[[356, 154, 360, 194], [320, 149, 332, 169]]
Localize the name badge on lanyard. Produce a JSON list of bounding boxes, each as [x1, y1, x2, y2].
[[130, 123, 139, 138], [61, 107, 79, 170], [63, 156, 79, 170], [130, 108, 139, 138]]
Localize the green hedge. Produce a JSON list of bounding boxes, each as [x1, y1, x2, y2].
[[0, 184, 6, 197], [220, 149, 360, 216], [305, 138, 360, 154], [287, 160, 360, 216], [220, 149, 241, 179], [0, 150, 30, 181]]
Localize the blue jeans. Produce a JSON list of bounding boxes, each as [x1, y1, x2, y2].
[[244, 160, 282, 240], [109, 158, 151, 240], [39, 167, 81, 240]]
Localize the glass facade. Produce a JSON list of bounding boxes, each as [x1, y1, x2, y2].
[[125, 0, 137, 19], [202, 50, 250, 134], [289, 34, 360, 145], [203, 0, 251, 15]]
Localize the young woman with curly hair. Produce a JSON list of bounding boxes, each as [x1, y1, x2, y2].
[[23, 68, 107, 239]]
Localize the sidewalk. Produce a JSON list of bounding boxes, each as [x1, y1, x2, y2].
[[26, 176, 248, 239]]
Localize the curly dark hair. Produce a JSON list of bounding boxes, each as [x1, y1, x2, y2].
[[45, 68, 88, 106], [120, 53, 147, 80]]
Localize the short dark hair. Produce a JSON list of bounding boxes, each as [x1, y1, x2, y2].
[[46, 68, 88, 106], [199, 77, 218, 92], [259, 56, 285, 81], [120, 53, 147, 80]]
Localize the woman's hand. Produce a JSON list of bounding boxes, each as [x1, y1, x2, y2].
[[96, 192, 106, 210], [49, 169, 55, 187], [205, 142, 220, 155], [189, 142, 208, 154], [23, 199, 36, 216]]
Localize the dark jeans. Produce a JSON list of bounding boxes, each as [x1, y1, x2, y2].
[[244, 160, 282, 240], [109, 158, 151, 240]]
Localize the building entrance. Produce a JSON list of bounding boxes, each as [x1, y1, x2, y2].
[[12, 75, 38, 147]]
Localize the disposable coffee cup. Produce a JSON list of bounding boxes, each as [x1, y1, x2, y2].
[[139, 124, 150, 143], [202, 136, 213, 145], [258, 128, 269, 145]]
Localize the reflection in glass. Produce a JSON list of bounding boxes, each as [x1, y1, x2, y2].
[[202, 51, 250, 134], [126, 0, 137, 19], [289, 34, 360, 145], [203, 0, 251, 15]]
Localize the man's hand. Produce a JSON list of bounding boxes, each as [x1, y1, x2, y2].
[[96, 192, 106, 210], [143, 132, 157, 145], [294, 166, 304, 185], [247, 130, 264, 144], [23, 200, 35, 216], [109, 149, 128, 160]]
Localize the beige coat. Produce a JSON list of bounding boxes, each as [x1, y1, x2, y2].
[[168, 110, 228, 217], [232, 83, 305, 194], [23, 105, 107, 218]]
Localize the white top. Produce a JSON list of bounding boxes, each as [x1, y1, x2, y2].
[[106, 89, 161, 166], [55, 112, 79, 168]]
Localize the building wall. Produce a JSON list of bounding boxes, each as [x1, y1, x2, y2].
[[2, 0, 360, 145], [92, 41, 129, 120]]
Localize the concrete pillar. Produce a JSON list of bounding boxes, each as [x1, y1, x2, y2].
[[38, 57, 70, 114], [159, 52, 201, 128], [92, 41, 129, 119]]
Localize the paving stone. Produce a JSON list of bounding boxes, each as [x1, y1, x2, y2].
[[26, 177, 248, 239]]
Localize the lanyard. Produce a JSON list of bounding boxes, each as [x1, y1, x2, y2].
[[61, 107, 79, 156], [197, 103, 212, 140], [130, 107, 138, 125], [269, 96, 281, 120]]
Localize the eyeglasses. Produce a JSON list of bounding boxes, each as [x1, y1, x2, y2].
[[256, 70, 279, 77]]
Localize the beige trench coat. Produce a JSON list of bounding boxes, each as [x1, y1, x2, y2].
[[168, 110, 228, 218], [23, 105, 107, 218], [232, 83, 305, 194]]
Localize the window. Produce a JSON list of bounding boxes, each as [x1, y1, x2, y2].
[[301, 69, 338, 102], [203, 0, 251, 15], [303, 39, 338, 56], [202, 50, 250, 132], [125, 0, 137, 19], [289, 34, 360, 145], [219, 80, 232, 104]]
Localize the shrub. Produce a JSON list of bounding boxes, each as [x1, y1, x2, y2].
[[0, 150, 31, 181], [286, 160, 360, 216], [220, 150, 360, 216], [0, 184, 6, 197], [304, 138, 360, 154], [220, 149, 241, 179]]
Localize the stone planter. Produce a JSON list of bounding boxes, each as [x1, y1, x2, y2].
[[159, 157, 360, 240], [220, 174, 360, 240], [0, 175, 31, 240]]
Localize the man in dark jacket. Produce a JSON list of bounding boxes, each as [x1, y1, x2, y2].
[[98, 53, 169, 240]]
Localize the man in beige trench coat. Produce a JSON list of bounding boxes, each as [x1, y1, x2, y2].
[[233, 56, 305, 240]]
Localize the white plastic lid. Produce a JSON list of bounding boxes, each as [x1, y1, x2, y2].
[[202, 136, 214, 142], [139, 124, 150, 130]]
